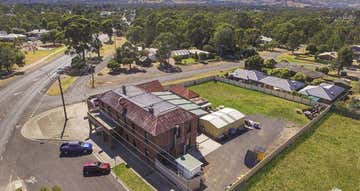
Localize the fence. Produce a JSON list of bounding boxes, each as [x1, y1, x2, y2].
[[154, 160, 202, 191], [229, 104, 332, 190], [172, 76, 316, 106]]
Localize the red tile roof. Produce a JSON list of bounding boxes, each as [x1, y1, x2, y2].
[[170, 84, 199, 99], [136, 80, 164, 93], [98, 89, 197, 136]]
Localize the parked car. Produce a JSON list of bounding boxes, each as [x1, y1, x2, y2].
[[59, 141, 93, 155], [83, 161, 110, 176]]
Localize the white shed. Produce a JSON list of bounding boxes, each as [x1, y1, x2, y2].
[[200, 108, 245, 139], [176, 154, 203, 179]]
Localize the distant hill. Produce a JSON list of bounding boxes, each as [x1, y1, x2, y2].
[[1, 0, 360, 8]]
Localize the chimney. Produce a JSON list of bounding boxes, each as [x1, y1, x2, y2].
[[122, 85, 126, 95], [148, 105, 154, 114]]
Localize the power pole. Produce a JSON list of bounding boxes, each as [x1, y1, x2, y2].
[[58, 75, 68, 121], [91, 65, 95, 88]]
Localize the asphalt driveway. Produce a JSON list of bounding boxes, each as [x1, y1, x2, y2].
[[201, 114, 287, 191]]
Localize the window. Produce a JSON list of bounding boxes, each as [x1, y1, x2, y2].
[[145, 148, 149, 156], [176, 126, 181, 138], [126, 134, 129, 141], [144, 132, 149, 143], [132, 139, 137, 148], [187, 123, 191, 134]]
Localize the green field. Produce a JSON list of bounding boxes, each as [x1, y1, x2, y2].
[[189, 81, 309, 125], [112, 163, 153, 191], [181, 58, 196, 65], [277, 53, 315, 64], [242, 113, 360, 191]]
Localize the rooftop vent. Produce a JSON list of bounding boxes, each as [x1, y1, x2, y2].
[[148, 105, 154, 114]]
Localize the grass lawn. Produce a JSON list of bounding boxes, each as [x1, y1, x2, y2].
[[277, 53, 315, 64], [189, 81, 309, 125], [242, 113, 360, 191], [100, 37, 126, 57], [47, 75, 77, 96], [112, 163, 153, 191], [180, 58, 196, 65], [23, 45, 65, 65]]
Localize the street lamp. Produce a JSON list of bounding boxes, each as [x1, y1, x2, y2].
[[90, 64, 96, 88]]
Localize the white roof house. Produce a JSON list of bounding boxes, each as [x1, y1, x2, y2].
[[188, 49, 210, 55], [0, 33, 26, 41], [171, 49, 190, 57], [200, 108, 246, 139]]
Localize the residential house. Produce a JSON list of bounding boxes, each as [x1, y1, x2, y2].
[[171, 50, 191, 58], [0, 31, 26, 41], [260, 76, 305, 92], [26, 29, 50, 41], [299, 83, 345, 103], [87, 83, 199, 165], [228, 68, 267, 85], [316, 52, 337, 61]]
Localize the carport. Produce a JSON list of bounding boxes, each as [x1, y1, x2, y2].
[[87, 111, 118, 149]]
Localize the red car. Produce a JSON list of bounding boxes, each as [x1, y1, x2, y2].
[[83, 161, 110, 176]]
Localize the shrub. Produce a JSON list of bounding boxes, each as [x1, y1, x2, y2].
[[306, 44, 318, 55], [292, 72, 306, 82], [311, 78, 325, 85], [269, 68, 292, 78], [264, 59, 277, 68], [198, 52, 208, 60], [245, 55, 264, 70], [203, 44, 216, 53], [173, 55, 182, 62], [180, 42, 190, 49], [315, 66, 330, 74], [107, 59, 120, 71]]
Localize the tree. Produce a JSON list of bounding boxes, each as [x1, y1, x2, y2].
[[269, 68, 292, 79], [203, 44, 216, 53], [152, 32, 177, 64], [107, 59, 120, 71], [115, 42, 138, 70], [264, 59, 277, 68], [245, 55, 264, 70], [315, 66, 329, 74], [0, 43, 24, 72], [113, 19, 128, 37], [91, 36, 102, 58], [292, 72, 306, 82], [287, 31, 303, 52], [102, 19, 113, 43], [186, 14, 213, 48], [306, 44, 318, 55], [63, 16, 96, 61], [335, 46, 353, 76], [212, 24, 236, 56], [126, 26, 144, 45]]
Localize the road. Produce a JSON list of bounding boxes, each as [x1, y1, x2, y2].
[[0, 43, 245, 190], [0, 54, 126, 191]]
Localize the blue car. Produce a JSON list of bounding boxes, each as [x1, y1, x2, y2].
[[59, 141, 93, 155]]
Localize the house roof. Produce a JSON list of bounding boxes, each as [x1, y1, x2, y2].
[[170, 84, 199, 99], [299, 83, 345, 101], [171, 49, 190, 57], [152, 91, 208, 117], [260, 76, 305, 92], [317, 52, 337, 59], [99, 85, 197, 136], [200, 108, 245, 129], [229, 68, 267, 82], [275, 62, 325, 79], [188, 49, 210, 55], [136, 80, 164, 93]]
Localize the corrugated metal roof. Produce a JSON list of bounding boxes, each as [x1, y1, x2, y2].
[[136, 80, 164, 93], [170, 84, 199, 99], [200, 108, 245, 129], [260, 76, 305, 92], [229, 69, 267, 82]]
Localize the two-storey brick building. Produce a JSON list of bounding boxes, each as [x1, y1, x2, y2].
[[87, 82, 199, 164]]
